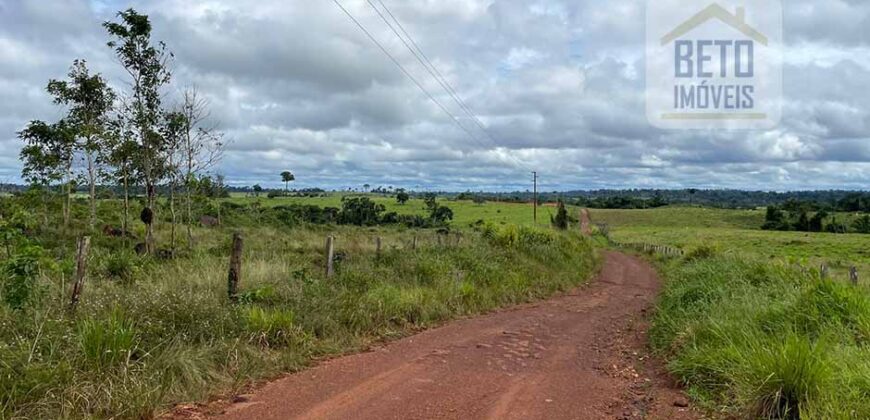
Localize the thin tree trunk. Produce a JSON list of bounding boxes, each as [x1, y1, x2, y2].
[[122, 173, 129, 247], [186, 179, 193, 249], [146, 182, 155, 254], [41, 189, 48, 230], [185, 134, 194, 250], [169, 156, 177, 256], [87, 152, 96, 231], [64, 167, 72, 228]]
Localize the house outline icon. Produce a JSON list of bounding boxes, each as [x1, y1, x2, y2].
[[660, 3, 768, 46]]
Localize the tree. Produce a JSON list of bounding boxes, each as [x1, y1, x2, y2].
[[396, 190, 410, 205], [281, 171, 295, 192], [430, 205, 453, 225], [47, 59, 115, 231], [105, 9, 173, 254], [808, 210, 827, 232], [551, 200, 569, 230], [423, 193, 437, 211], [105, 117, 138, 242], [179, 87, 224, 248], [473, 195, 486, 206], [853, 215, 870, 234], [18, 120, 77, 228], [252, 184, 263, 197], [338, 197, 384, 226], [161, 110, 187, 254], [761, 205, 788, 231], [687, 188, 698, 205], [792, 209, 810, 232]]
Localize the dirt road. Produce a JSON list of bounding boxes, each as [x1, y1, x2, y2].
[[580, 208, 592, 235], [202, 252, 693, 420]]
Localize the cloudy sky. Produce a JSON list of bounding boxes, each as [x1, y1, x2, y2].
[[1, 0, 868, 191]]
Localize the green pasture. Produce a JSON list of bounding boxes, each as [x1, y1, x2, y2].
[[589, 207, 870, 280], [224, 193, 570, 229]]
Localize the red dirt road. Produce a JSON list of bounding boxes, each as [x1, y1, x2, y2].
[[204, 252, 694, 420]]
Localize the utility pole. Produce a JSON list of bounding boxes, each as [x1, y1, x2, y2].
[[532, 171, 538, 224]]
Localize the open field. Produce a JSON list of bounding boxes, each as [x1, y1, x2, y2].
[[589, 207, 870, 280], [0, 195, 596, 419], [225, 194, 567, 229]]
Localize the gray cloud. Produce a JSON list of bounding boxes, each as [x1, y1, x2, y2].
[[0, 0, 868, 191]]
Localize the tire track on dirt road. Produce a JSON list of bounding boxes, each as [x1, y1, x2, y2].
[[182, 252, 696, 420]]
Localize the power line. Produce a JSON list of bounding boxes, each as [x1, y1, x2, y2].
[[371, 0, 492, 140], [332, 0, 482, 144], [365, 0, 533, 173], [333, 0, 534, 176]]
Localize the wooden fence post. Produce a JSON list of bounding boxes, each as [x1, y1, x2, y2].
[[820, 263, 829, 280], [850, 267, 859, 286], [375, 236, 382, 256], [68, 236, 91, 311], [412, 236, 418, 251], [325, 236, 335, 278], [227, 232, 243, 302]]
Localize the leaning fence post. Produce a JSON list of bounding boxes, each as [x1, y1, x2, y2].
[[68, 236, 91, 311], [820, 263, 829, 280], [412, 236, 418, 251], [850, 267, 859, 286], [325, 236, 335, 278], [227, 232, 243, 303]]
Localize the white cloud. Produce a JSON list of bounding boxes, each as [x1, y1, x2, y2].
[[0, 0, 867, 190]]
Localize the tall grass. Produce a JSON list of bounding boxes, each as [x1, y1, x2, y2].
[[0, 224, 597, 418], [651, 253, 870, 418]]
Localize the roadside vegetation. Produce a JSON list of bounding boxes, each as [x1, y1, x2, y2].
[[0, 194, 596, 418], [594, 205, 870, 418], [650, 251, 870, 418]]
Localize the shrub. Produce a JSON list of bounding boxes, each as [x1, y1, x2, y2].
[[244, 306, 306, 348], [1, 245, 48, 309], [853, 215, 870, 234], [551, 200, 568, 230], [101, 251, 143, 282], [338, 197, 385, 226], [683, 244, 717, 262], [77, 309, 137, 369], [237, 284, 277, 305]]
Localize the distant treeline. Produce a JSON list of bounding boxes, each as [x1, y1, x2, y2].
[[761, 198, 870, 234], [451, 189, 870, 210], [3, 182, 869, 211]]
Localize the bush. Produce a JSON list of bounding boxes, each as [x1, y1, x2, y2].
[[77, 309, 137, 369], [1, 245, 48, 309], [244, 306, 307, 348], [101, 251, 143, 282], [338, 197, 385, 226], [683, 244, 717, 262], [853, 215, 870, 234]]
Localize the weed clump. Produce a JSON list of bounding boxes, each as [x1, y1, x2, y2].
[[652, 255, 870, 418]]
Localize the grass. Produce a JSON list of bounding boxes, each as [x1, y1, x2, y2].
[[590, 207, 870, 281], [225, 193, 570, 228], [650, 253, 870, 418], [0, 196, 597, 419]]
